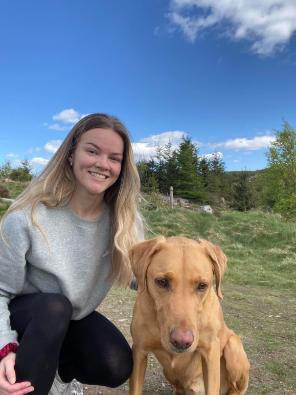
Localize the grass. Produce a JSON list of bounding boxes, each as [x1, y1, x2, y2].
[[0, 202, 10, 217], [1, 185, 295, 394], [137, 203, 296, 394], [143, 206, 296, 292], [0, 180, 29, 199]]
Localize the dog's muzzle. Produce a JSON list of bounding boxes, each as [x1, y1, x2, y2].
[[169, 328, 194, 352]]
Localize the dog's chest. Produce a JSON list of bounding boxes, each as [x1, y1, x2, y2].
[[154, 349, 203, 391]]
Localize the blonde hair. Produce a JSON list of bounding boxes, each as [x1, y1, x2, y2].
[[2, 113, 141, 286]]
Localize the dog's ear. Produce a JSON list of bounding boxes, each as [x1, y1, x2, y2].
[[198, 240, 227, 299], [129, 236, 166, 293]]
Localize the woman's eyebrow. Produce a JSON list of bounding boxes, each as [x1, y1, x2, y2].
[[85, 142, 123, 156]]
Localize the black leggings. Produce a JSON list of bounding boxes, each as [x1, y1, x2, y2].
[[9, 293, 133, 395]]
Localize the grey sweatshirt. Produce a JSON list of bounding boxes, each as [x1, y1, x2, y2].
[[0, 203, 116, 350]]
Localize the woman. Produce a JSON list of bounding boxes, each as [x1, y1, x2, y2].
[[0, 113, 143, 395]]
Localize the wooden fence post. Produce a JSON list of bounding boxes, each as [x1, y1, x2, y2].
[[170, 186, 174, 209]]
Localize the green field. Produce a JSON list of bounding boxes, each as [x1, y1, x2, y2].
[[137, 204, 296, 394], [0, 180, 29, 199], [0, 202, 10, 217], [1, 186, 295, 394]]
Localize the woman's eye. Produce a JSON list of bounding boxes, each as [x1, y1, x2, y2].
[[88, 149, 97, 155], [110, 157, 122, 163], [197, 283, 208, 292], [155, 278, 170, 289]]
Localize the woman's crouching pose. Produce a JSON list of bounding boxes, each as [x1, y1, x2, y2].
[[0, 113, 143, 395]]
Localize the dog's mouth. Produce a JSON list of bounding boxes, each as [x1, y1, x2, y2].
[[169, 344, 194, 354]]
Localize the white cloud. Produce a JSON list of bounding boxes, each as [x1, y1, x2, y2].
[[132, 142, 158, 160], [44, 140, 63, 154], [141, 130, 187, 146], [132, 130, 188, 160], [212, 135, 276, 150], [203, 151, 223, 160], [168, 0, 296, 55], [48, 123, 68, 131], [10, 159, 22, 168], [30, 157, 49, 166], [52, 108, 82, 124], [48, 109, 88, 132], [27, 147, 42, 154]]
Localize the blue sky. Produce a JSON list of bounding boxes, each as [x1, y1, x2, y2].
[[0, 0, 296, 172]]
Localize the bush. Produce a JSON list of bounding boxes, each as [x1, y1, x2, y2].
[[10, 168, 32, 182], [274, 194, 296, 221], [0, 184, 9, 198]]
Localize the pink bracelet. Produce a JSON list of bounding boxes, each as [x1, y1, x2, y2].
[[0, 343, 18, 361]]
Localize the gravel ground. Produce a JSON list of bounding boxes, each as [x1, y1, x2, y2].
[[83, 284, 296, 395]]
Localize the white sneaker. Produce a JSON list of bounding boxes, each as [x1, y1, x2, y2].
[[49, 373, 84, 395]]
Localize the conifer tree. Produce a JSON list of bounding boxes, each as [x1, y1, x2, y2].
[[198, 158, 210, 191], [231, 172, 253, 211], [155, 142, 178, 194], [207, 153, 226, 203], [137, 159, 159, 193], [174, 137, 204, 200]]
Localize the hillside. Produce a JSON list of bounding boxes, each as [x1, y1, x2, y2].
[[0, 184, 295, 394], [97, 204, 296, 394]]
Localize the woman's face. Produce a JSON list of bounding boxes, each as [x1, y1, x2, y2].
[[70, 128, 124, 198]]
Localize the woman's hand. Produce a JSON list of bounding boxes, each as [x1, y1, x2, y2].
[[0, 353, 34, 395]]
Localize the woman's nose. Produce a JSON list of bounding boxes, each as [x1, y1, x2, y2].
[[95, 154, 109, 170]]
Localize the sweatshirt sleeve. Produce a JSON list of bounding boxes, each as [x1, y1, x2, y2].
[[0, 210, 31, 349]]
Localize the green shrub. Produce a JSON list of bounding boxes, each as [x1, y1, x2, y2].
[[10, 168, 32, 182], [274, 194, 296, 221], [0, 184, 9, 198]]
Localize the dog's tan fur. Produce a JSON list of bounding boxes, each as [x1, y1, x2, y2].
[[129, 236, 250, 395]]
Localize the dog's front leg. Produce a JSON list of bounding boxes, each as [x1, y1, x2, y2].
[[129, 345, 148, 395], [201, 340, 220, 395]]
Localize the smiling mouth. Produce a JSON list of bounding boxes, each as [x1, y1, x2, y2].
[[88, 171, 108, 180]]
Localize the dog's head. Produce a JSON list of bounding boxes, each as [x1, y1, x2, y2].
[[129, 236, 227, 353]]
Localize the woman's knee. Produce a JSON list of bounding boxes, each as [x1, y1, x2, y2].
[[34, 293, 73, 334], [38, 293, 72, 317], [28, 294, 73, 348], [106, 345, 133, 388], [22, 293, 72, 335], [10, 292, 73, 326]]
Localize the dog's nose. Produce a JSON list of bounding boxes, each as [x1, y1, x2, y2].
[[169, 328, 194, 351]]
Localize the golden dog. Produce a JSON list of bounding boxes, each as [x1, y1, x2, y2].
[[129, 236, 250, 395]]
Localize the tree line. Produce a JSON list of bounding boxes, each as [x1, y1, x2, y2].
[[137, 122, 296, 220], [0, 122, 295, 220], [0, 160, 33, 182]]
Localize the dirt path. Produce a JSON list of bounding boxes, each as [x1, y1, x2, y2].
[[84, 287, 172, 395]]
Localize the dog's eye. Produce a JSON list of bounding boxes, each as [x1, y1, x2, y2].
[[197, 283, 208, 292], [155, 278, 170, 289]]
